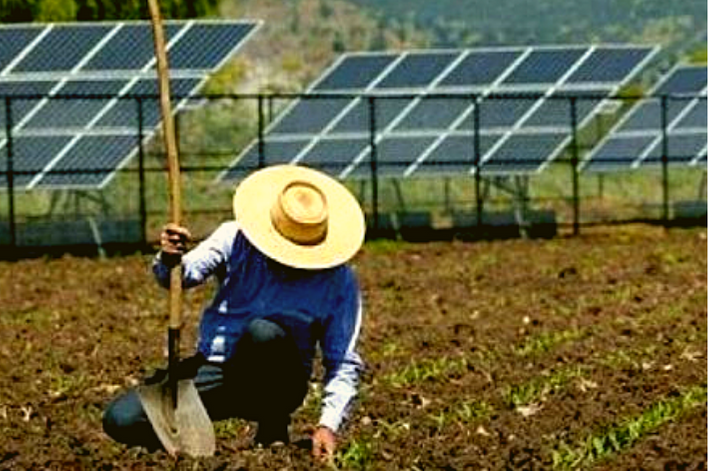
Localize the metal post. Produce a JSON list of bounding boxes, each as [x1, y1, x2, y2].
[[368, 96, 379, 234], [473, 94, 483, 227], [137, 97, 148, 247], [660, 95, 670, 227], [257, 95, 265, 169], [267, 95, 274, 123], [4, 97, 16, 250], [570, 96, 580, 236]]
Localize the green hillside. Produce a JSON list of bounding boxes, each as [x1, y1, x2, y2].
[[346, 0, 706, 52]]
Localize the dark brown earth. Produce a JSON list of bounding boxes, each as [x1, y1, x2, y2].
[[0, 225, 705, 470]]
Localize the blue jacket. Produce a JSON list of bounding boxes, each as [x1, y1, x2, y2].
[[153, 221, 364, 431]]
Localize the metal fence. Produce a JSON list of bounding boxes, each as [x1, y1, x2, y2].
[[0, 92, 706, 256]]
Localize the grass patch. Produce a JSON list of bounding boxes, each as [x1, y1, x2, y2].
[[551, 384, 707, 470], [336, 436, 375, 469], [503, 366, 587, 409], [430, 399, 493, 431], [382, 356, 468, 387], [213, 417, 248, 440], [514, 328, 589, 357]]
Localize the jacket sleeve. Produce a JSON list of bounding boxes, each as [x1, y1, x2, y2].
[[153, 221, 238, 289], [318, 268, 365, 432]]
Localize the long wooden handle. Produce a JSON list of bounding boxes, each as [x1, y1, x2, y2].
[[147, 0, 183, 345]]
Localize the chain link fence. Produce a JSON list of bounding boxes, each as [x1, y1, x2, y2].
[[0, 92, 706, 257]]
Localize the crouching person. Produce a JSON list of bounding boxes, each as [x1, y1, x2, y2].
[[102, 165, 366, 462]]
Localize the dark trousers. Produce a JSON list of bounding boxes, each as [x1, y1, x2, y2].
[[103, 318, 309, 449]]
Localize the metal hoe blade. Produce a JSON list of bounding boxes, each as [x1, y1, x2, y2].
[[137, 379, 216, 457]]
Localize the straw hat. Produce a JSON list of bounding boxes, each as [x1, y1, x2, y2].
[[233, 165, 365, 270]]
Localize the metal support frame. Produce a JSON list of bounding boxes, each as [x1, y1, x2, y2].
[[368, 96, 379, 233], [4, 97, 16, 250], [257, 95, 265, 169], [660, 95, 670, 227], [472, 95, 484, 227], [391, 179, 406, 212], [570, 96, 581, 235], [137, 97, 148, 247]]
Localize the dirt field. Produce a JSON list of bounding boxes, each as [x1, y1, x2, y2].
[[0, 225, 705, 470]]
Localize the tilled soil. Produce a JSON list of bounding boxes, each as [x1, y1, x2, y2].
[[0, 225, 705, 470]]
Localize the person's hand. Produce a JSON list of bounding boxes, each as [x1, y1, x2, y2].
[[159, 223, 191, 267], [312, 426, 337, 464]]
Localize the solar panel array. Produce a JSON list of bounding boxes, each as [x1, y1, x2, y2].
[[582, 64, 707, 172], [223, 45, 658, 181], [0, 20, 259, 190]]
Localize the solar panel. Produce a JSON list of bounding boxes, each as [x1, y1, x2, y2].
[[223, 45, 657, 180], [0, 27, 44, 71], [0, 19, 260, 190], [436, 50, 522, 89], [501, 48, 587, 85], [313, 54, 398, 91], [582, 64, 707, 172], [298, 137, 370, 175], [12, 25, 115, 73], [374, 52, 460, 89], [566, 47, 657, 84], [330, 98, 411, 134]]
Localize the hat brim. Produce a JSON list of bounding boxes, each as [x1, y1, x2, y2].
[[233, 165, 365, 270]]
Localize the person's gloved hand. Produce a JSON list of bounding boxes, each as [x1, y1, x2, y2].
[[143, 353, 205, 385], [159, 223, 191, 267], [312, 425, 337, 464]]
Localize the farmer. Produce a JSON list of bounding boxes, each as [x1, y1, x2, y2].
[[103, 164, 366, 461]]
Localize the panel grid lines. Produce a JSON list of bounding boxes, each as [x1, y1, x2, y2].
[[223, 44, 658, 180], [582, 64, 707, 172], [0, 20, 260, 190]]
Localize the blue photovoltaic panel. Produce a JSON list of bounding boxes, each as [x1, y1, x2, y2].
[[655, 66, 707, 95], [313, 54, 397, 91], [467, 95, 538, 129], [616, 101, 662, 131], [374, 52, 458, 89], [436, 50, 522, 88], [417, 134, 504, 174], [83, 23, 182, 71], [167, 23, 256, 70], [0, 20, 260, 189], [298, 137, 370, 175], [673, 99, 707, 129], [0, 136, 73, 187], [584, 135, 657, 171], [269, 98, 353, 135], [566, 47, 655, 83], [641, 132, 708, 165], [222, 139, 311, 181], [0, 81, 57, 129], [12, 25, 114, 72], [330, 98, 411, 134], [23, 80, 126, 129], [35, 135, 136, 187], [502, 48, 586, 85], [225, 44, 656, 180], [393, 97, 471, 131], [583, 64, 707, 171], [95, 78, 201, 129], [522, 90, 606, 128], [347, 135, 438, 178], [482, 132, 569, 172], [0, 27, 42, 71]]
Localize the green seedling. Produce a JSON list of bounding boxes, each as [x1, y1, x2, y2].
[[552, 384, 707, 470], [337, 437, 375, 470], [515, 328, 588, 357], [384, 356, 468, 387], [503, 366, 587, 408]]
